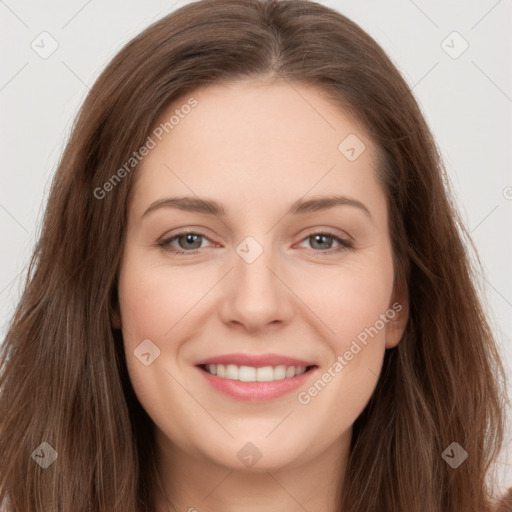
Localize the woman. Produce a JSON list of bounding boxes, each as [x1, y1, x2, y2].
[[0, 0, 509, 510]]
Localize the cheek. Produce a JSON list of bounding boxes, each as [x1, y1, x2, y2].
[[293, 252, 394, 407], [295, 254, 395, 349], [117, 257, 200, 440], [333, 277, 392, 350], [116, 250, 219, 401], [118, 256, 205, 344]]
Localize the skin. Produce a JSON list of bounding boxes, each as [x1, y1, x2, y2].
[[114, 78, 408, 512]]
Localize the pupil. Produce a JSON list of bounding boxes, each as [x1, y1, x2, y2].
[[312, 234, 332, 250], [181, 234, 201, 249]]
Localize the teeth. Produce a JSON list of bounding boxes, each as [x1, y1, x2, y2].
[[204, 364, 308, 382], [226, 364, 239, 380], [257, 366, 276, 382]]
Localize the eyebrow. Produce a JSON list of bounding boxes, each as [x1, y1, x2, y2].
[[142, 194, 373, 221]]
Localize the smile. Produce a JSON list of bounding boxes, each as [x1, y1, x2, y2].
[[194, 354, 318, 402]]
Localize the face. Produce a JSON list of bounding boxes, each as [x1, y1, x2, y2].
[[115, 79, 407, 474]]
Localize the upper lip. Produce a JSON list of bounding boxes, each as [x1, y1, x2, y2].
[[195, 353, 317, 368]]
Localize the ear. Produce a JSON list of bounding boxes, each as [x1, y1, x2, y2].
[[385, 279, 409, 349], [111, 301, 122, 330]]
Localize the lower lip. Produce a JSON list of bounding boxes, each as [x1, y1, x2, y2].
[[197, 366, 317, 402]]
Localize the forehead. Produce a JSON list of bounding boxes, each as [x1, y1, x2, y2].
[[150, 78, 373, 163], [129, 79, 384, 220]]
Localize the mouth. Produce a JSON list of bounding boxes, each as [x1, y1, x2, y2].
[[194, 354, 318, 402]]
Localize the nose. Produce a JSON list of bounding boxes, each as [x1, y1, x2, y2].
[[218, 239, 294, 333]]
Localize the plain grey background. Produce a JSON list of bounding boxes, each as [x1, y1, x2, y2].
[[1, 0, 511, 494]]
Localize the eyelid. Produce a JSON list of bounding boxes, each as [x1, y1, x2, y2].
[[157, 228, 218, 250], [295, 225, 353, 243], [293, 230, 353, 251]]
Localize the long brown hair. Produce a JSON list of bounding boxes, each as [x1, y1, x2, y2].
[[0, 0, 508, 510]]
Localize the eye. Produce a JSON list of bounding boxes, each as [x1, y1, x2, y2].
[[158, 231, 214, 254], [297, 231, 353, 253], [157, 229, 353, 256]]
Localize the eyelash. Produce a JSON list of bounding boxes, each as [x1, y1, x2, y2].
[[157, 230, 353, 256]]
